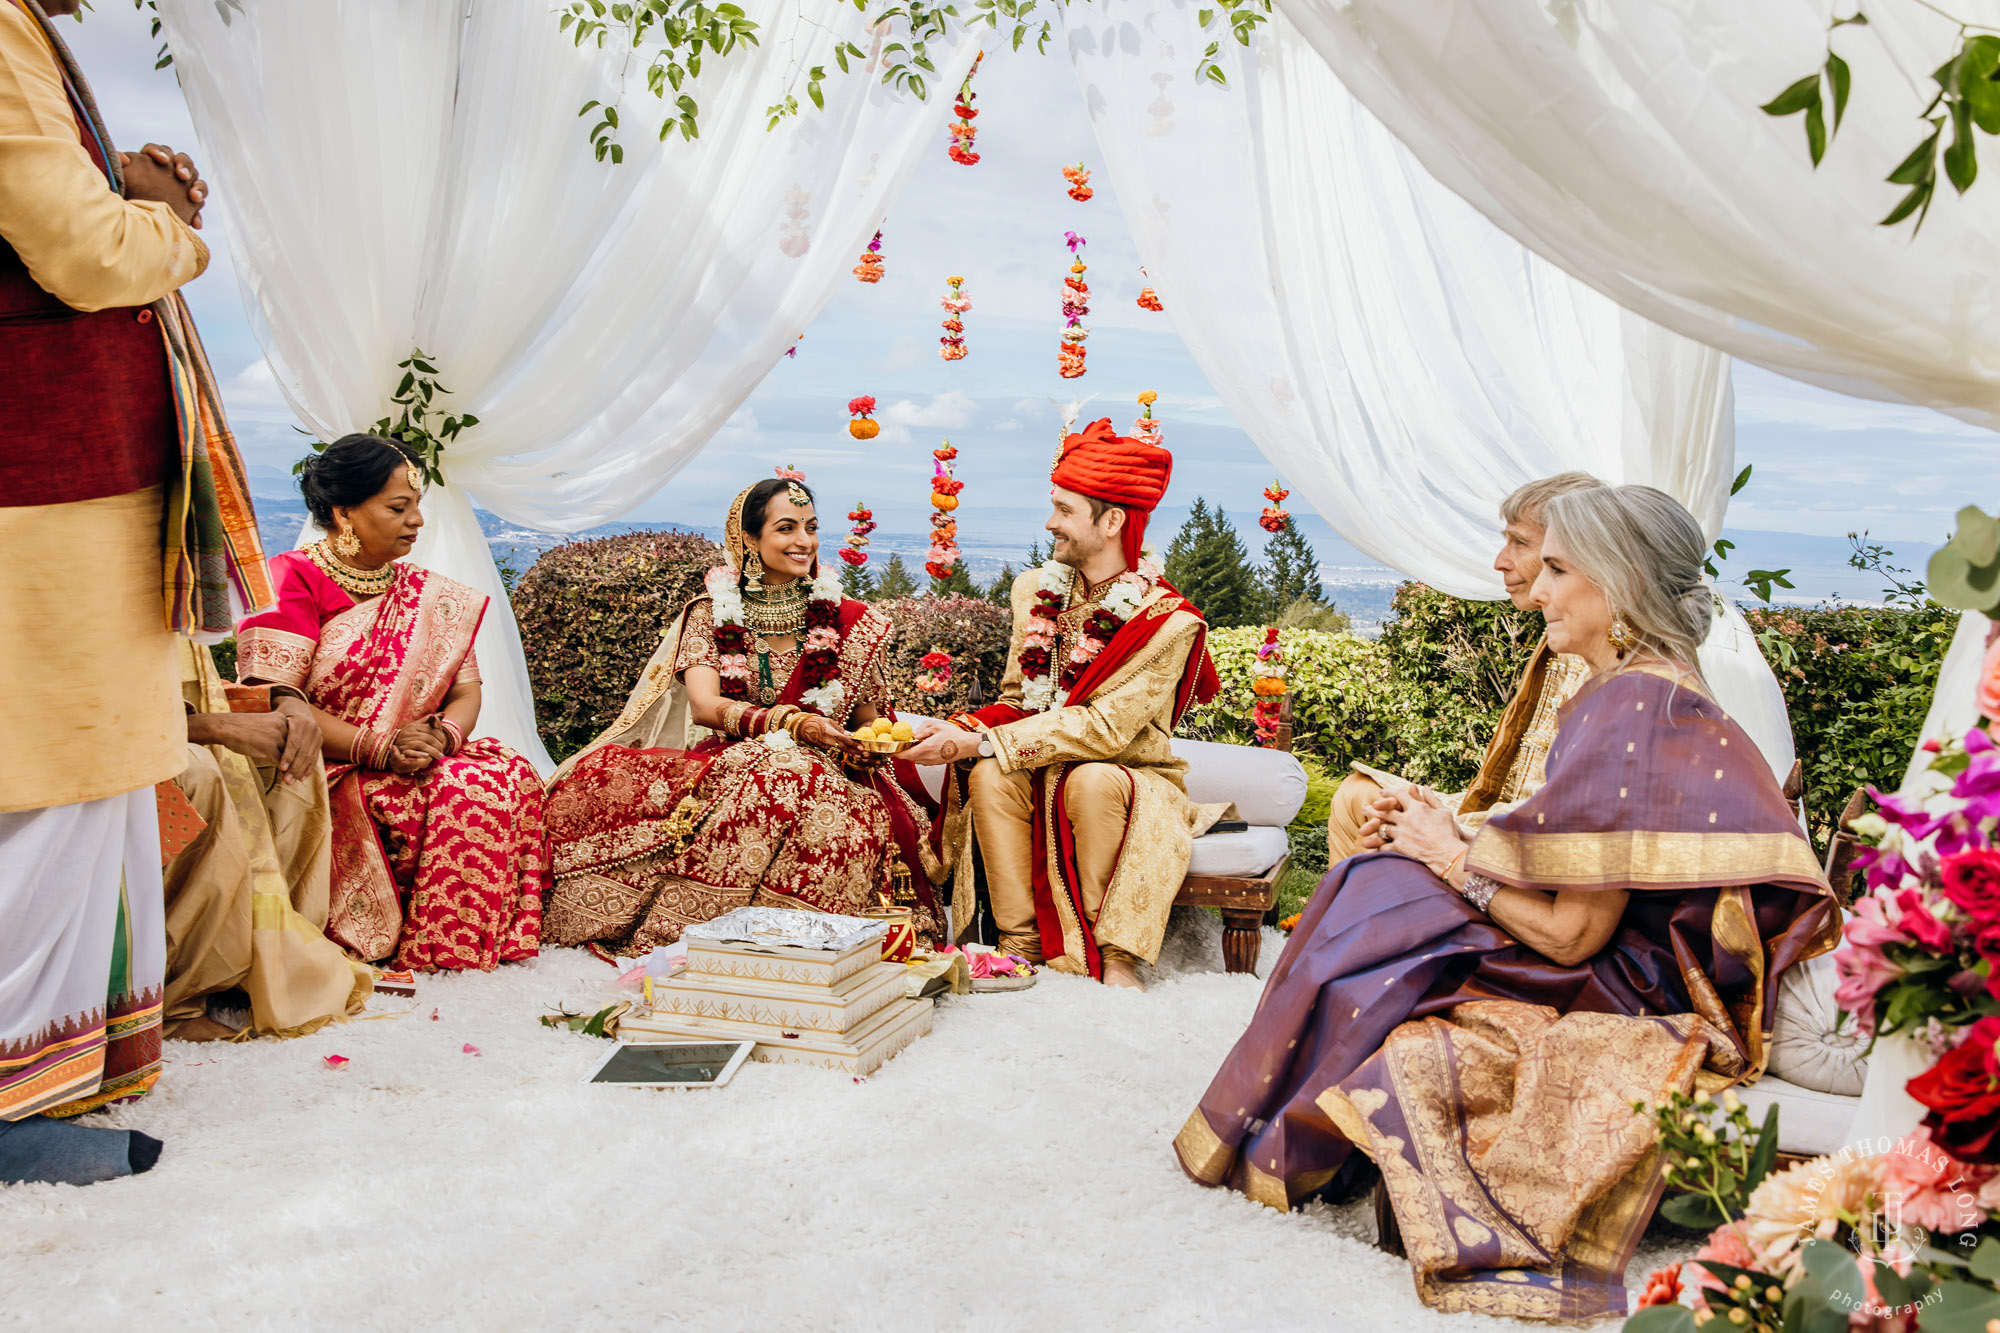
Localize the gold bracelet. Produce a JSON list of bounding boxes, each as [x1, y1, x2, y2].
[[763, 704, 798, 737], [783, 710, 815, 740], [721, 702, 750, 737]]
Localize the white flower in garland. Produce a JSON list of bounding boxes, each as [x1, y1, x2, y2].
[[800, 678, 846, 715], [763, 729, 797, 751], [706, 565, 744, 626], [811, 562, 844, 604]]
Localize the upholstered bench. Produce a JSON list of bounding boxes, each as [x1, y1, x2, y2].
[[904, 717, 1307, 976]]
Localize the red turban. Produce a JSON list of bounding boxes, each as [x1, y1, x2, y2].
[[1051, 418, 1173, 569]]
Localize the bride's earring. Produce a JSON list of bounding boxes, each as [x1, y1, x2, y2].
[[333, 526, 362, 559], [743, 547, 764, 581]]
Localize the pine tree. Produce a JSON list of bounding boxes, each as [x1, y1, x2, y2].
[[840, 560, 877, 601], [1163, 497, 1261, 628], [929, 561, 981, 598], [1259, 522, 1325, 620], [986, 562, 1017, 604], [873, 551, 918, 600], [1024, 538, 1047, 569]]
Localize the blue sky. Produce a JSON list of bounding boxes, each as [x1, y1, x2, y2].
[[62, 8, 1992, 599]]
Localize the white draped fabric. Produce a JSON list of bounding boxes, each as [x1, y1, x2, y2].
[[157, 1, 977, 771], [1276, 0, 2000, 429], [1066, 4, 1796, 778]]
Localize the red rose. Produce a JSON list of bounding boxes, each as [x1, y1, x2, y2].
[[1942, 849, 2000, 931], [1907, 1015, 2000, 1164], [1897, 889, 1955, 953]]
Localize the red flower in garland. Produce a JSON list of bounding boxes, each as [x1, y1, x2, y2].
[[1259, 480, 1292, 533], [1062, 162, 1094, 202]]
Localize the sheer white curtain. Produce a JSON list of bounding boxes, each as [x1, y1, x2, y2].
[[158, 1, 977, 771], [1067, 3, 1795, 776], [1278, 0, 2000, 428]]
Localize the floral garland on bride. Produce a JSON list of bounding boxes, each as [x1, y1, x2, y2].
[[705, 561, 847, 748], [1017, 556, 1159, 713]]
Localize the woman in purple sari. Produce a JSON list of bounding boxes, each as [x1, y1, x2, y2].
[[1175, 486, 1838, 1322]]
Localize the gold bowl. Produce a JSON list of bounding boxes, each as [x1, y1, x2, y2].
[[852, 735, 913, 755]]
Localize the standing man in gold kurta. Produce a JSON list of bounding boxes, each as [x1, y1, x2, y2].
[[1, 0, 269, 1185], [905, 421, 1222, 991], [1327, 473, 1603, 861]]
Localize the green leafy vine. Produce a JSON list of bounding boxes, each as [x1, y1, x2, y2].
[[293, 349, 476, 487]]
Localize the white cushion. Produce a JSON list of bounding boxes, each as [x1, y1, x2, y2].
[[1766, 952, 1870, 1097], [1170, 738, 1309, 829], [1733, 1076, 1857, 1158], [1187, 825, 1291, 879]]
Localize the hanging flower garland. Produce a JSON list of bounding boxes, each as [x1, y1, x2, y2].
[[939, 275, 970, 361], [1018, 557, 1159, 712], [841, 502, 874, 568], [1259, 480, 1292, 533], [853, 230, 884, 284], [915, 647, 953, 695], [947, 52, 983, 166], [1252, 627, 1288, 747], [925, 440, 965, 580], [847, 395, 879, 440], [1136, 267, 1163, 311], [1132, 390, 1162, 446], [1059, 232, 1090, 379], [1062, 161, 1094, 202]]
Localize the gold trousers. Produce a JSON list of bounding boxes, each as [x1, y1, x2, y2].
[[969, 758, 1136, 960], [165, 742, 367, 1038], [1326, 773, 1385, 864]]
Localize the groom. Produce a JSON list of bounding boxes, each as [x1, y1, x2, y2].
[[904, 421, 1220, 990]]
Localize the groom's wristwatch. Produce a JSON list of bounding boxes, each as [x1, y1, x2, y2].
[[976, 732, 994, 759]]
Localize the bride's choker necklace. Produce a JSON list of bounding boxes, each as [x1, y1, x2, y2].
[[308, 539, 397, 598]]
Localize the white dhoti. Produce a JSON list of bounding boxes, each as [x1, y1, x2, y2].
[[0, 788, 165, 1120]]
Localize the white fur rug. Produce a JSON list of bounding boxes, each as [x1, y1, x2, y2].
[[0, 911, 1683, 1331]]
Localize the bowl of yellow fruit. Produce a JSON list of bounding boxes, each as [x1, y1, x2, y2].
[[850, 717, 917, 755]]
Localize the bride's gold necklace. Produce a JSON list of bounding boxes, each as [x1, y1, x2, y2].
[[741, 578, 808, 651], [307, 539, 397, 599]]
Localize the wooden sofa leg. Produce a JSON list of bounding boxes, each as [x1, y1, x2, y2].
[[1221, 909, 1262, 975]]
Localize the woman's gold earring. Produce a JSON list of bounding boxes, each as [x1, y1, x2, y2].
[[333, 527, 362, 559], [1608, 614, 1639, 654], [743, 548, 764, 581]]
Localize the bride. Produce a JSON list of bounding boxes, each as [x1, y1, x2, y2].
[[541, 473, 954, 949]]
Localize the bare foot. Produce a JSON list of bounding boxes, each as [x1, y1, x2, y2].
[[1102, 958, 1145, 992], [171, 1015, 239, 1043]]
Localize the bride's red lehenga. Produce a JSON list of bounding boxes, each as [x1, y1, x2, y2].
[[236, 551, 548, 971], [540, 491, 952, 952]]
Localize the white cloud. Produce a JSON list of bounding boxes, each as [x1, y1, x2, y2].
[[878, 388, 977, 443]]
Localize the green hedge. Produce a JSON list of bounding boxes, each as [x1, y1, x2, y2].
[[514, 529, 721, 761]]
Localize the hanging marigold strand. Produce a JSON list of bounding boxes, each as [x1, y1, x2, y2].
[[1259, 479, 1292, 533], [847, 395, 879, 440], [842, 503, 875, 568], [1132, 390, 1161, 446], [1252, 627, 1288, 747], [1062, 161, 1094, 202], [925, 439, 965, 580], [947, 52, 983, 166], [1059, 232, 1089, 379], [853, 230, 884, 284], [939, 274, 970, 361]]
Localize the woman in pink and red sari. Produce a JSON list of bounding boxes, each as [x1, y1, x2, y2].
[[235, 435, 546, 971]]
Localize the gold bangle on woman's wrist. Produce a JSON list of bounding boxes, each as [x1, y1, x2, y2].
[[763, 704, 797, 737]]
